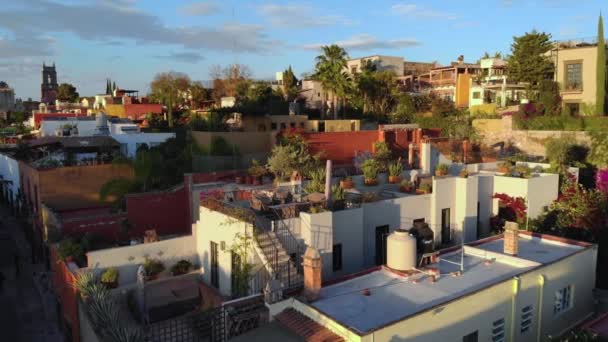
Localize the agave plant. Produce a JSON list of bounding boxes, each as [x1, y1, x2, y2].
[[73, 271, 97, 298]]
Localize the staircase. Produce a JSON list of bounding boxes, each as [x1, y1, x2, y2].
[[255, 231, 302, 290]]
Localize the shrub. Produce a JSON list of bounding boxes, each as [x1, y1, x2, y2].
[[305, 168, 326, 193], [373, 142, 392, 171], [143, 258, 165, 277], [435, 163, 449, 176], [101, 267, 119, 285], [470, 103, 497, 116], [400, 180, 413, 188], [57, 238, 84, 263], [170, 260, 192, 276], [361, 159, 380, 181], [248, 159, 266, 177], [419, 183, 432, 194], [331, 184, 345, 201], [459, 169, 469, 178], [388, 158, 403, 177]]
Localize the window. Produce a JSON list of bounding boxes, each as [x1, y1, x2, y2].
[[472, 92, 481, 99], [271, 123, 277, 130], [332, 244, 342, 271], [210, 242, 219, 289], [521, 305, 533, 333], [462, 330, 478, 342], [564, 62, 582, 91], [351, 65, 358, 74], [441, 208, 451, 244], [492, 318, 505, 342], [280, 123, 286, 130], [566, 102, 580, 116], [554, 285, 573, 314], [290, 122, 296, 128]]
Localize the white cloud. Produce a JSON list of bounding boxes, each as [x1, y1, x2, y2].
[[0, 0, 278, 60], [155, 52, 204, 63], [258, 3, 351, 28], [178, 2, 220, 16], [391, 3, 456, 20], [303, 34, 420, 51]]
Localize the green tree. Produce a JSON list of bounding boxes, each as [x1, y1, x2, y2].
[[282, 66, 299, 101], [188, 81, 209, 109], [313, 44, 349, 118], [588, 131, 608, 168], [507, 30, 554, 92], [149, 72, 191, 127], [597, 14, 606, 115], [105, 79, 111, 95], [57, 83, 79, 102]]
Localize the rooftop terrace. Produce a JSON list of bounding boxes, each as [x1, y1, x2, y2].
[[310, 233, 589, 335]]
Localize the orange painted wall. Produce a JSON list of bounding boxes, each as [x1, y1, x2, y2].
[[455, 74, 471, 108]]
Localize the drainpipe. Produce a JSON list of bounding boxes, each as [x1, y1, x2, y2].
[[510, 276, 520, 342], [536, 275, 546, 342]]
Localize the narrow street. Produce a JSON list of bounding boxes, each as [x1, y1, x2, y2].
[[0, 205, 63, 342]]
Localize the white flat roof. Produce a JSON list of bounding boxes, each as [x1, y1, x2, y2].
[[310, 234, 587, 334]]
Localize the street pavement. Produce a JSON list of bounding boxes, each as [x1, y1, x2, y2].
[[0, 205, 63, 342]]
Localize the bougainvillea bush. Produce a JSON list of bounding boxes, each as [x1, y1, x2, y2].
[[596, 169, 608, 194]]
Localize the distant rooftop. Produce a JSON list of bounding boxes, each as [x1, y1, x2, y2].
[[310, 233, 589, 335]]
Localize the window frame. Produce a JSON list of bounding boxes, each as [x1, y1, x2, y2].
[[563, 60, 583, 92], [554, 285, 574, 315]]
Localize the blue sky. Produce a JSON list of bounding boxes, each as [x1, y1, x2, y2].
[[1, 0, 606, 100]]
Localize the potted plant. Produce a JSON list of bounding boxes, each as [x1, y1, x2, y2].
[[388, 158, 403, 184], [57, 238, 83, 264], [514, 165, 532, 178], [248, 159, 266, 185], [170, 260, 193, 276], [418, 183, 432, 194], [101, 267, 119, 289], [143, 258, 165, 281], [331, 184, 346, 210], [435, 164, 449, 177], [497, 161, 512, 174], [399, 180, 414, 193], [340, 176, 354, 189], [459, 169, 469, 178], [361, 159, 380, 186]]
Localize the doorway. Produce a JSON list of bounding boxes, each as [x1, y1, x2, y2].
[[210, 242, 219, 288], [441, 208, 451, 244], [375, 225, 389, 266]]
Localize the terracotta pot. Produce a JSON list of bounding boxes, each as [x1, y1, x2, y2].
[[252, 176, 261, 186], [498, 166, 510, 174], [245, 176, 252, 184], [388, 176, 402, 184], [399, 186, 412, 193], [340, 180, 354, 189], [235, 176, 243, 184], [416, 189, 430, 195], [434, 170, 448, 177], [364, 178, 378, 186]]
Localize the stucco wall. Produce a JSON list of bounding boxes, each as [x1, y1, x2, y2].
[[553, 46, 602, 106], [86, 235, 197, 286], [192, 131, 274, 155], [364, 245, 596, 342], [493, 174, 558, 219]]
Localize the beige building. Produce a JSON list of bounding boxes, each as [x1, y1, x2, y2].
[[548, 42, 608, 115], [347, 55, 405, 76], [278, 229, 597, 342]]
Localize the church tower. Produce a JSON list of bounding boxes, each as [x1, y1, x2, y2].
[[41, 63, 58, 104]]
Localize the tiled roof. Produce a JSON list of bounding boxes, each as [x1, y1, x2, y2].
[[275, 308, 344, 342]]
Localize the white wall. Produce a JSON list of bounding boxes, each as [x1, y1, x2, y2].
[[493, 174, 558, 219], [86, 235, 197, 286], [0, 153, 20, 203], [111, 132, 175, 157], [476, 174, 495, 237], [195, 207, 259, 296]]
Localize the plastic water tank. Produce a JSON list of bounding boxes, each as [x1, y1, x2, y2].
[[387, 229, 417, 271]]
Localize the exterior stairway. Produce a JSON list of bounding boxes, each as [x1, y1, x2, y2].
[[255, 231, 303, 289]]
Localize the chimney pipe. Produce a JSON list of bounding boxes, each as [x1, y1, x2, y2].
[[503, 221, 519, 256], [408, 143, 415, 168], [420, 138, 432, 175], [324, 160, 332, 205], [303, 247, 322, 302]]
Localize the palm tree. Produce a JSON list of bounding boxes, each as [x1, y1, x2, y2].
[[313, 45, 349, 119], [355, 60, 377, 114]]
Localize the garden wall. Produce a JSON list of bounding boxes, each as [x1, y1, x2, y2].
[[474, 116, 592, 156], [86, 235, 198, 286], [125, 185, 191, 236]]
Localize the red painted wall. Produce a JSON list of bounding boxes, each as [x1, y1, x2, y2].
[[34, 113, 87, 128], [301, 131, 379, 166], [125, 185, 191, 236], [124, 104, 163, 119], [59, 210, 128, 241]]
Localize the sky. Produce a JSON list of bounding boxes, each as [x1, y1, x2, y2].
[[1, 0, 607, 100]]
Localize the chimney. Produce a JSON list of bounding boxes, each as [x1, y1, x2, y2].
[[408, 143, 415, 168], [504, 221, 519, 256], [324, 160, 332, 206], [303, 246, 322, 302]]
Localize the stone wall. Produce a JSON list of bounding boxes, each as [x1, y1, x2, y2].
[[474, 116, 592, 156]]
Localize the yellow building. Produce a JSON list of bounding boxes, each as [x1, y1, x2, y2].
[[548, 42, 608, 115]]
